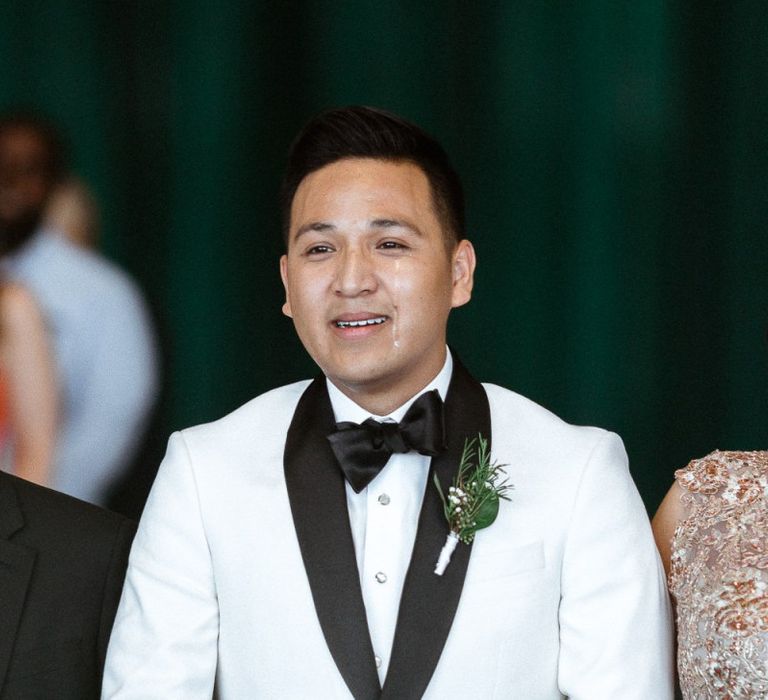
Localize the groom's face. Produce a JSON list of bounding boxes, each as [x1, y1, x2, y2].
[[280, 157, 474, 411]]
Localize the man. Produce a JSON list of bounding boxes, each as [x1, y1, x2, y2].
[[104, 107, 673, 698], [0, 113, 158, 505], [0, 470, 135, 698]]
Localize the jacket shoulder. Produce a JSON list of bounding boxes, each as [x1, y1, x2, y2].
[[178, 380, 312, 449], [483, 382, 606, 435], [5, 472, 133, 540], [482, 382, 620, 466]]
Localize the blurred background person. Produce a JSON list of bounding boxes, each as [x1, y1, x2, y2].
[[0, 111, 159, 507], [654, 450, 768, 698], [43, 175, 100, 249], [0, 280, 57, 485]]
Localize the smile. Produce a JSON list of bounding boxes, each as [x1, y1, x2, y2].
[[334, 316, 387, 328]]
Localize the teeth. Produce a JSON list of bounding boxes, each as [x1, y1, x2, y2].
[[336, 317, 386, 328]]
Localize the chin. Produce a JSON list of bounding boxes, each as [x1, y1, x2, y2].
[[329, 367, 385, 390], [324, 361, 394, 392]]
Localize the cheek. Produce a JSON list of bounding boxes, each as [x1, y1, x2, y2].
[[396, 272, 454, 321], [286, 276, 325, 324]]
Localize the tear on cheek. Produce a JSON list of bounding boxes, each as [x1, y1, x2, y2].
[[392, 261, 401, 349]]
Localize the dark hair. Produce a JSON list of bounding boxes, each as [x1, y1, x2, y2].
[[0, 111, 68, 182], [281, 106, 465, 248]]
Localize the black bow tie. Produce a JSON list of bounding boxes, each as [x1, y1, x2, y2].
[[327, 389, 447, 493]]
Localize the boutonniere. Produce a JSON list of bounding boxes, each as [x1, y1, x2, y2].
[[433, 434, 512, 576]]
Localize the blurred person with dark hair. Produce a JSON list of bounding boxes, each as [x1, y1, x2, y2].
[[104, 106, 672, 699], [0, 111, 158, 506], [0, 469, 134, 698]]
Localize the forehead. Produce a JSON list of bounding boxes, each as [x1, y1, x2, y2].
[[289, 158, 436, 230]]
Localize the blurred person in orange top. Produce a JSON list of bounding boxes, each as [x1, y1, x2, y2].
[[0, 280, 57, 485]]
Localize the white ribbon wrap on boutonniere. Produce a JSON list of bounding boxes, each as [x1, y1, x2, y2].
[[433, 434, 512, 576]]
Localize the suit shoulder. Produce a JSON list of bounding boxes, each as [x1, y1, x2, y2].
[[4, 473, 135, 558], [9, 473, 129, 528], [482, 382, 619, 453], [178, 380, 312, 447]]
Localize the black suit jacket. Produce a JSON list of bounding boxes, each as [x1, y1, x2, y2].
[[0, 472, 135, 699]]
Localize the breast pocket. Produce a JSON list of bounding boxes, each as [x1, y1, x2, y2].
[[467, 540, 545, 584], [451, 540, 556, 677]]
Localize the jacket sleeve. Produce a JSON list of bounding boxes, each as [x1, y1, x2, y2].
[[101, 432, 219, 699], [557, 431, 675, 699], [97, 517, 137, 673]]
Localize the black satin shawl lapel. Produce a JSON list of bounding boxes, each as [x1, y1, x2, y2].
[[284, 378, 381, 700], [382, 357, 491, 699], [0, 475, 34, 691]]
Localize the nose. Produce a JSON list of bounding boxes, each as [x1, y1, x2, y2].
[[333, 247, 378, 297]]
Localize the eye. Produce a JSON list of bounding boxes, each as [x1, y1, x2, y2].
[[305, 244, 335, 256], [377, 240, 409, 251]]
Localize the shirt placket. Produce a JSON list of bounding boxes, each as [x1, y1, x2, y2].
[[360, 458, 409, 684]]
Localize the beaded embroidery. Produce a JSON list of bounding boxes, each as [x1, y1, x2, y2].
[[670, 451, 768, 699]]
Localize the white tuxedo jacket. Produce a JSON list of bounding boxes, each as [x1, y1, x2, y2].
[[103, 361, 673, 699]]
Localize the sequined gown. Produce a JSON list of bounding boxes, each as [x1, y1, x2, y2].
[[669, 450, 768, 699]]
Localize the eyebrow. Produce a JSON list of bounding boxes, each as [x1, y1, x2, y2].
[[293, 218, 423, 241], [294, 221, 335, 240], [370, 218, 422, 236]]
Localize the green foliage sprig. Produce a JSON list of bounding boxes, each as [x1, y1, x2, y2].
[[434, 434, 512, 545]]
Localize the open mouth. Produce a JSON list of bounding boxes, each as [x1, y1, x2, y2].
[[334, 316, 388, 329]]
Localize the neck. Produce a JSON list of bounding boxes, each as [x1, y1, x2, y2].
[[328, 351, 449, 416], [332, 388, 412, 417], [0, 217, 38, 257]]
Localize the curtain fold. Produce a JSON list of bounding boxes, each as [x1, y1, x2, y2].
[[1, 1, 765, 511]]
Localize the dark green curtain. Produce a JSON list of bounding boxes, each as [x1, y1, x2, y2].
[[1, 1, 766, 514]]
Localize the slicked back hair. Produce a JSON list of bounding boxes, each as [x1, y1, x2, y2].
[[0, 111, 67, 183], [281, 106, 465, 249]]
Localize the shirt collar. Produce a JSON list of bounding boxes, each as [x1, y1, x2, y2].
[[327, 348, 453, 424]]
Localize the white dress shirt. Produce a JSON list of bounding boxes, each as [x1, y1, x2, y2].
[[326, 351, 453, 684]]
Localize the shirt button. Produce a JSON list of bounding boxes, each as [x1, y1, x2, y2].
[[377, 493, 390, 505], [375, 571, 388, 584], [375, 655, 382, 668]]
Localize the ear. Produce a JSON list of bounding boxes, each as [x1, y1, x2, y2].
[[279, 255, 293, 318], [450, 239, 476, 309]]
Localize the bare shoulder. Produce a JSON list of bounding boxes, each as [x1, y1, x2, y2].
[[652, 480, 687, 577], [0, 281, 45, 331]]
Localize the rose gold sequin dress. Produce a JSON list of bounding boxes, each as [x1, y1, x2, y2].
[[669, 450, 768, 699]]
